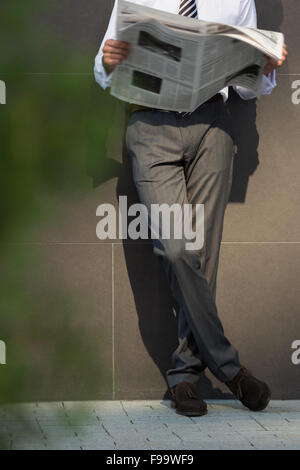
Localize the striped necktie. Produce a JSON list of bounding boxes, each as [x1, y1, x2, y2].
[[179, 0, 198, 19], [178, 0, 198, 116]]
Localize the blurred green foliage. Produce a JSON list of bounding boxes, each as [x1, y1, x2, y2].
[[0, 0, 123, 411]]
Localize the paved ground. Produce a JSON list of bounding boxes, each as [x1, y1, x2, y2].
[[0, 400, 300, 450]]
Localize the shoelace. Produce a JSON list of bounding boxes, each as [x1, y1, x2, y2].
[[236, 371, 264, 404], [186, 388, 198, 400], [231, 367, 251, 400], [171, 385, 198, 400], [236, 381, 244, 400]]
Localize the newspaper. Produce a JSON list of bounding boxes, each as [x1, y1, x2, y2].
[[110, 0, 284, 112]]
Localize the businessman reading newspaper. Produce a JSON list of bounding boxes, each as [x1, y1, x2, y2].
[[95, 0, 287, 417], [109, 0, 285, 111]]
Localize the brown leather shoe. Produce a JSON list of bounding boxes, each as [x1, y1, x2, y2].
[[170, 382, 207, 417], [226, 366, 271, 411]]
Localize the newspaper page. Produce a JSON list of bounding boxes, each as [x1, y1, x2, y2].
[[110, 0, 284, 112], [115, 0, 284, 60]]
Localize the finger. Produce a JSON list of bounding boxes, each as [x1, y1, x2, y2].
[[106, 59, 124, 67], [104, 55, 129, 66], [104, 56, 127, 66], [103, 45, 130, 56], [103, 46, 130, 55], [105, 39, 131, 50], [103, 52, 129, 63], [268, 59, 277, 67], [104, 54, 128, 62]]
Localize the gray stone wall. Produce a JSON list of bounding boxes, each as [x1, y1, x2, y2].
[[1, 0, 299, 401]]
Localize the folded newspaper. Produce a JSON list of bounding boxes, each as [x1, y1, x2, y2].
[[110, 0, 284, 112]]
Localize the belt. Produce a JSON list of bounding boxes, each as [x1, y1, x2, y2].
[[130, 93, 223, 115]]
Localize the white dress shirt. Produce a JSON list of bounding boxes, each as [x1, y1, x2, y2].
[[94, 0, 276, 100]]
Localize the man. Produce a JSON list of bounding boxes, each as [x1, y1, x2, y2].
[[95, 0, 287, 416]]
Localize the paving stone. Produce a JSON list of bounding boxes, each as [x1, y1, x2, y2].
[[40, 425, 76, 438], [79, 434, 117, 450], [70, 424, 107, 436], [11, 436, 47, 450], [44, 437, 83, 450], [1, 400, 300, 450]]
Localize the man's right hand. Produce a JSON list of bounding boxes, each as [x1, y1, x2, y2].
[[102, 39, 131, 75]]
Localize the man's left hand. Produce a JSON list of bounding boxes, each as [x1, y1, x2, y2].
[[264, 43, 288, 75]]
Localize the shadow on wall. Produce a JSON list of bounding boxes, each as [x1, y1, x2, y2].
[[227, 0, 283, 202], [90, 0, 284, 400]]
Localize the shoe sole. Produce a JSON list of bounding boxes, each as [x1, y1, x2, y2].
[[176, 409, 208, 417]]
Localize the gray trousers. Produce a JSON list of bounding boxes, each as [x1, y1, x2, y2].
[[125, 100, 241, 388]]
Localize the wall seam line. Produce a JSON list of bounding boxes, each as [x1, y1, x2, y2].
[[112, 242, 115, 400]]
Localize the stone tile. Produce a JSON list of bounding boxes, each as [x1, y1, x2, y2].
[[44, 437, 83, 450], [2, 400, 300, 449], [1, 244, 113, 403], [225, 75, 300, 241], [214, 244, 300, 400]]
